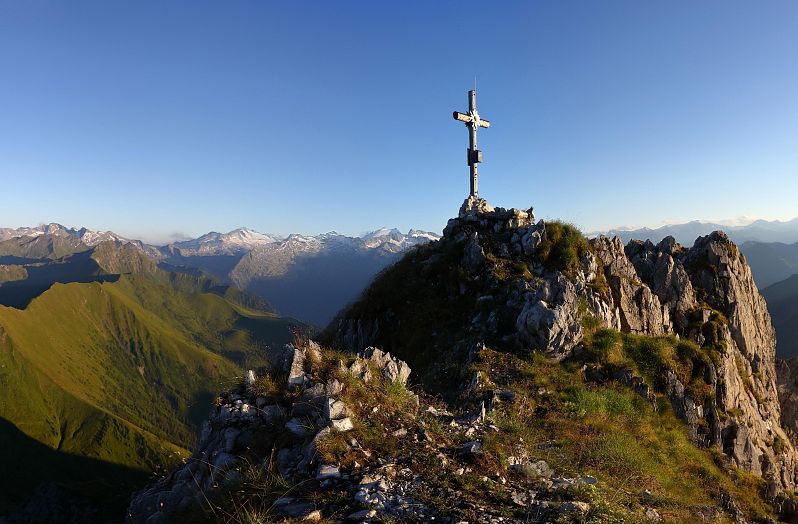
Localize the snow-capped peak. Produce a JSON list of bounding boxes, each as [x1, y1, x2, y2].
[[361, 227, 403, 240], [169, 227, 280, 255], [0, 223, 129, 246]]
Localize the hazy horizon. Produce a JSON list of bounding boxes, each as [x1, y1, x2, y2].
[[3, 211, 798, 246]]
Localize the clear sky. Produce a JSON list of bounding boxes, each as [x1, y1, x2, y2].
[[1, 1, 796, 243]]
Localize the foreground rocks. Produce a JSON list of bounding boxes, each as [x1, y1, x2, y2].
[[127, 340, 622, 523], [127, 342, 401, 522]]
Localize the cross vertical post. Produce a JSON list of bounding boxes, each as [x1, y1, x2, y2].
[[453, 89, 490, 198], [468, 90, 478, 196]]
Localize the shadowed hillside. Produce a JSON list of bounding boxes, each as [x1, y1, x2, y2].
[[0, 417, 148, 523], [0, 243, 309, 519], [764, 274, 798, 358]]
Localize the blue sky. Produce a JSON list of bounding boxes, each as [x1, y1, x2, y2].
[[1, 1, 796, 243]]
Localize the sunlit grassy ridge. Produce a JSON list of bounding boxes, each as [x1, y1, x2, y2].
[[472, 347, 774, 522], [0, 272, 304, 517]]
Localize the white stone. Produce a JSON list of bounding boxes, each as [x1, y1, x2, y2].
[[331, 417, 354, 432], [244, 369, 257, 393], [316, 464, 341, 480]]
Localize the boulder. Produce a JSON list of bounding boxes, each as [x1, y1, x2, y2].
[[515, 276, 583, 359]]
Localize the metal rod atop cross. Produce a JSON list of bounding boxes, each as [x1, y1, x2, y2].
[[453, 90, 490, 197]]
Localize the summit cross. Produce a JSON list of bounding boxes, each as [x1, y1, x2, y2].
[[453, 89, 491, 197]]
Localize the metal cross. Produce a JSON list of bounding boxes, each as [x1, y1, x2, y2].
[[453, 90, 491, 197]]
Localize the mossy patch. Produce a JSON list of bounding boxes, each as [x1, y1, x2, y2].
[[536, 221, 592, 277]]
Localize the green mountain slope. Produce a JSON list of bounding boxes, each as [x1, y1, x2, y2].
[[0, 267, 305, 519]]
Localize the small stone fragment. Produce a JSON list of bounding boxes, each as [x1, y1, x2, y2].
[[347, 509, 377, 520], [331, 417, 354, 432], [460, 440, 483, 456], [316, 464, 341, 480], [560, 501, 590, 515]]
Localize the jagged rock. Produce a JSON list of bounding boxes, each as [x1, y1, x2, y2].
[[516, 276, 583, 359], [283, 344, 307, 386], [594, 235, 670, 334], [687, 232, 798, 491], [128, 345, 418, 523], [131, 197, 798, 523], [520, 227, 543, 256], [627, 237, 696, 328], [348, 358, 373, 382], [458, 195, 495, 219], [664, 370, 702, 442], [360, 347, 411, 385]]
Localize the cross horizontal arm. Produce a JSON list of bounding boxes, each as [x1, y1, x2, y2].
[[478, 119, 490, 128], [453, 111, 472, 123]]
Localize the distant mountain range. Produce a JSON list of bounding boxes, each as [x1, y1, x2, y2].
[[0, 224, 440, 326], [592, 217, 798, 246]]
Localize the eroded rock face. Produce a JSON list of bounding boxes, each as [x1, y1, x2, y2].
[[622, 231, 798, 493], [515, 275, 584, 360], [594, 235, 670, 335], [626, 236, 696, 331]]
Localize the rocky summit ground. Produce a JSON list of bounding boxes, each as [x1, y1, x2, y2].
[[128, 198, 798, 523]]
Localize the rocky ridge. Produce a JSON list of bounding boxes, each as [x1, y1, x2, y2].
[[326, 196, 798, 513]]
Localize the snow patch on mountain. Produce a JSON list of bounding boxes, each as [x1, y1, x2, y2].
[[167, 228, 281, 256]]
